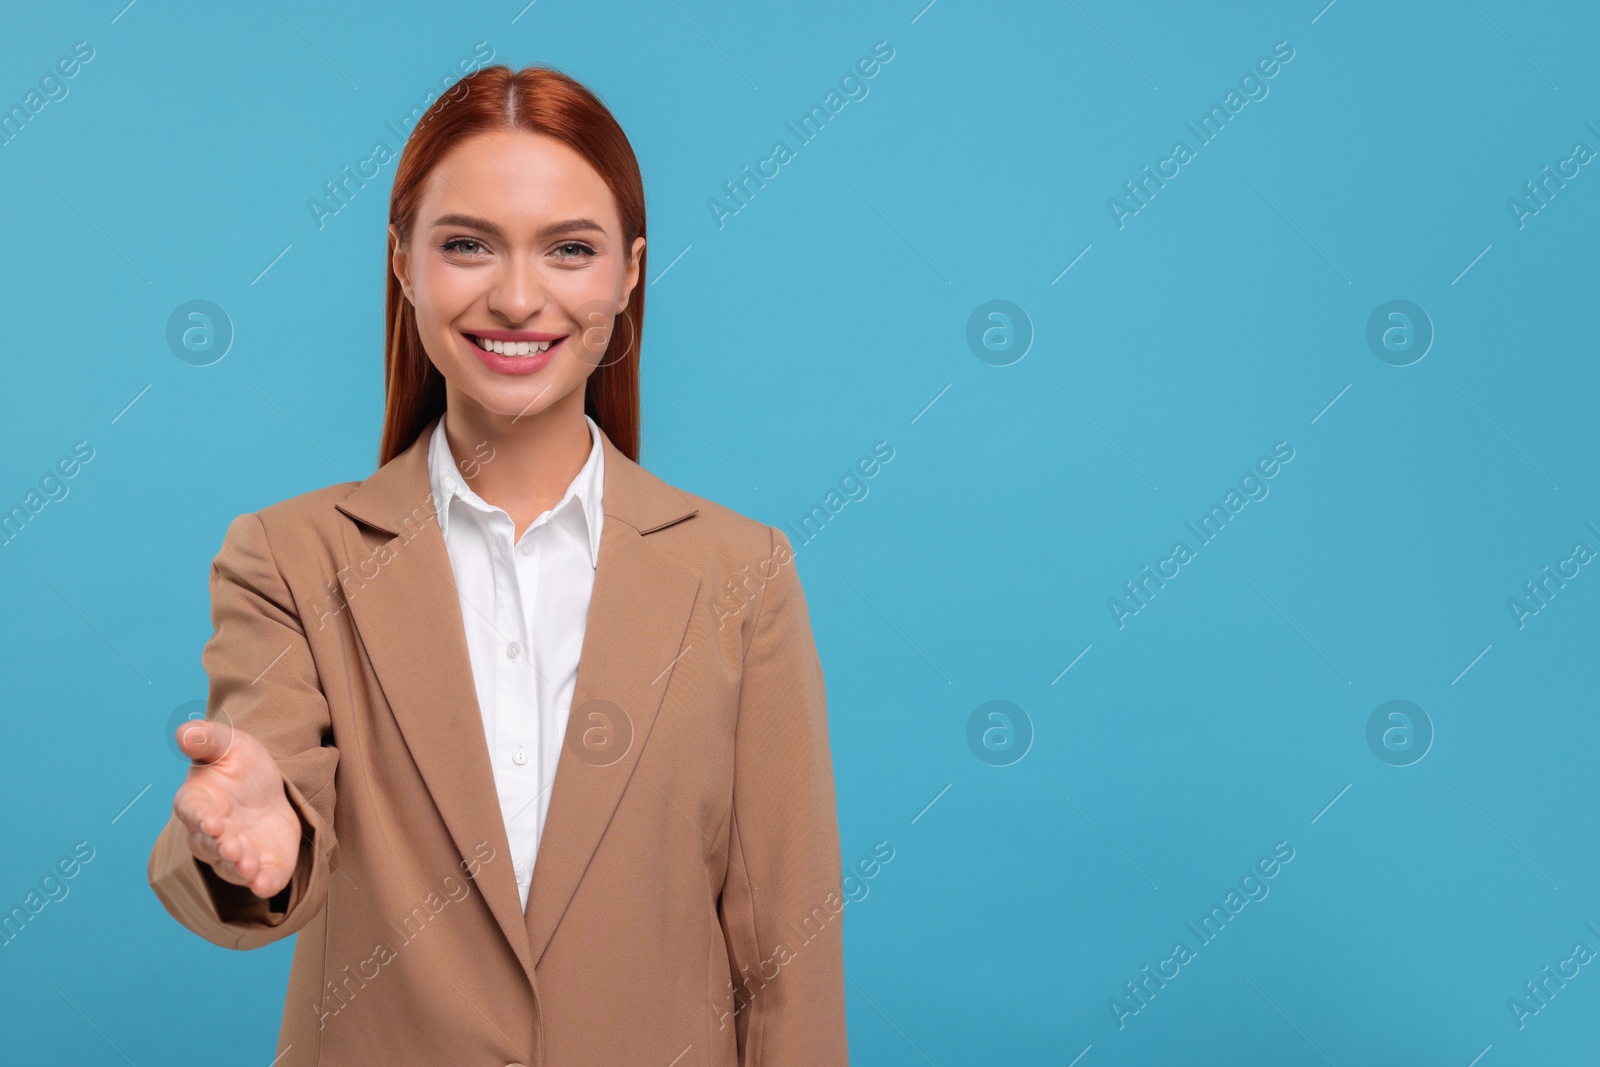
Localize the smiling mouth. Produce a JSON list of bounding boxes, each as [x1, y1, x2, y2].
[[464, 332, 565, 358]]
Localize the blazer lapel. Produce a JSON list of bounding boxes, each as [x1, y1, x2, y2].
[[332, 413, 701, 986], [521, 429, 701, 969], [332, 416, 534, 980]]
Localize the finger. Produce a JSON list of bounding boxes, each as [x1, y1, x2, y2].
[[233, 845, 258, 884], [180, 796, 230, 843], [187, 827, 222, 865], [221, 832, 265, 883], [208, 846, 248, 887], [188, 831, 247, 887], [250, 857, 283, 899], [208, 841, 278, 897], [212, 859, 248, 886], [173, 785, 222, 835], [176, 718, 234, 765]]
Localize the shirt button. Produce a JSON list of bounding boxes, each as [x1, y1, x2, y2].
[[514, 865, 527, 884], [520, 540, 535, 555], [512, 748, 528, 765], [506, 641, 520, 659]]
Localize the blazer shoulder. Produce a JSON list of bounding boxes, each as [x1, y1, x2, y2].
[[632, 468, 785, 570], [248, 480, 362, 532], [223, 481, 363, 568]]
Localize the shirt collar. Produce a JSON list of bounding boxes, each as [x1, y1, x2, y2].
[[427, 414, 605, 566]]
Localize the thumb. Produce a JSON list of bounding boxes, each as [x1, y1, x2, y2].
[[176, 717, 234, 766]]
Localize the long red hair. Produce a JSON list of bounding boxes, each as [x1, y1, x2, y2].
[[379, 65, 647, 466]]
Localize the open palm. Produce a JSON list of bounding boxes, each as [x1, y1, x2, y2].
[[172, 719, 301, 901]]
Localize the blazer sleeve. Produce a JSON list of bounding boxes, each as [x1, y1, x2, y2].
[[147, 511, 340, 951], [717, 526, 848, 1064]]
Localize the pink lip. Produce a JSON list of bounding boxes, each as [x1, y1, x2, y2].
[[462, 331, 563, 376]]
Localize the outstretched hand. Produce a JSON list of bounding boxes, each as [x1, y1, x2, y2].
[[172, 719, 301, 902]]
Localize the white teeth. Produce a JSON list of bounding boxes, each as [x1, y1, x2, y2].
[[473, 335, 552, 357]]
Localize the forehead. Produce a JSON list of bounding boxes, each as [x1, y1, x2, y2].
[[419, 128, 620, 234]]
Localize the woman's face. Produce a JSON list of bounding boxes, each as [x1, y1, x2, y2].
[[390, 128, 645, 424]]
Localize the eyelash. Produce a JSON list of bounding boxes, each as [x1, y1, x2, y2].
[[554, 241, 597, 259], [439, 237, 597, 260]]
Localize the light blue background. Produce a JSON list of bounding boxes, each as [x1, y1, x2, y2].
[[2, 1, 1596, 1063]]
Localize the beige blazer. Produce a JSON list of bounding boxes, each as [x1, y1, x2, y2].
[[147, 414, 848, 1066]]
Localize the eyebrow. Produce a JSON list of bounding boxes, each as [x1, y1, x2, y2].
[[429, 214, 606, 240]]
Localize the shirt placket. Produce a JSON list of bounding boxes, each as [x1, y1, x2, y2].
[[510, 521, 546, 867], [489, 510, 540, 894]]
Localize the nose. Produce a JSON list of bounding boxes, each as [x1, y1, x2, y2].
[[485, 249, 548, 324]]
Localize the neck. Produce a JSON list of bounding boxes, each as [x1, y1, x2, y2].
[[441, 387, 593, 536]]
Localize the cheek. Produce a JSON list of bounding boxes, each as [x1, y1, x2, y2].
[[412, 258, 479, 325], [549, 269, 618, 315], [552, 269, 628, 342]]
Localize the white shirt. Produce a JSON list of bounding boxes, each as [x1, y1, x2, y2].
[[427, 415, 605, 910]]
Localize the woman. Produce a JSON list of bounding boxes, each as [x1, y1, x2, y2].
[[148, 65, 848, 1066]]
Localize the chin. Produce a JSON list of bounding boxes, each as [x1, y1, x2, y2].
[[478, 378, 576, 418]]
